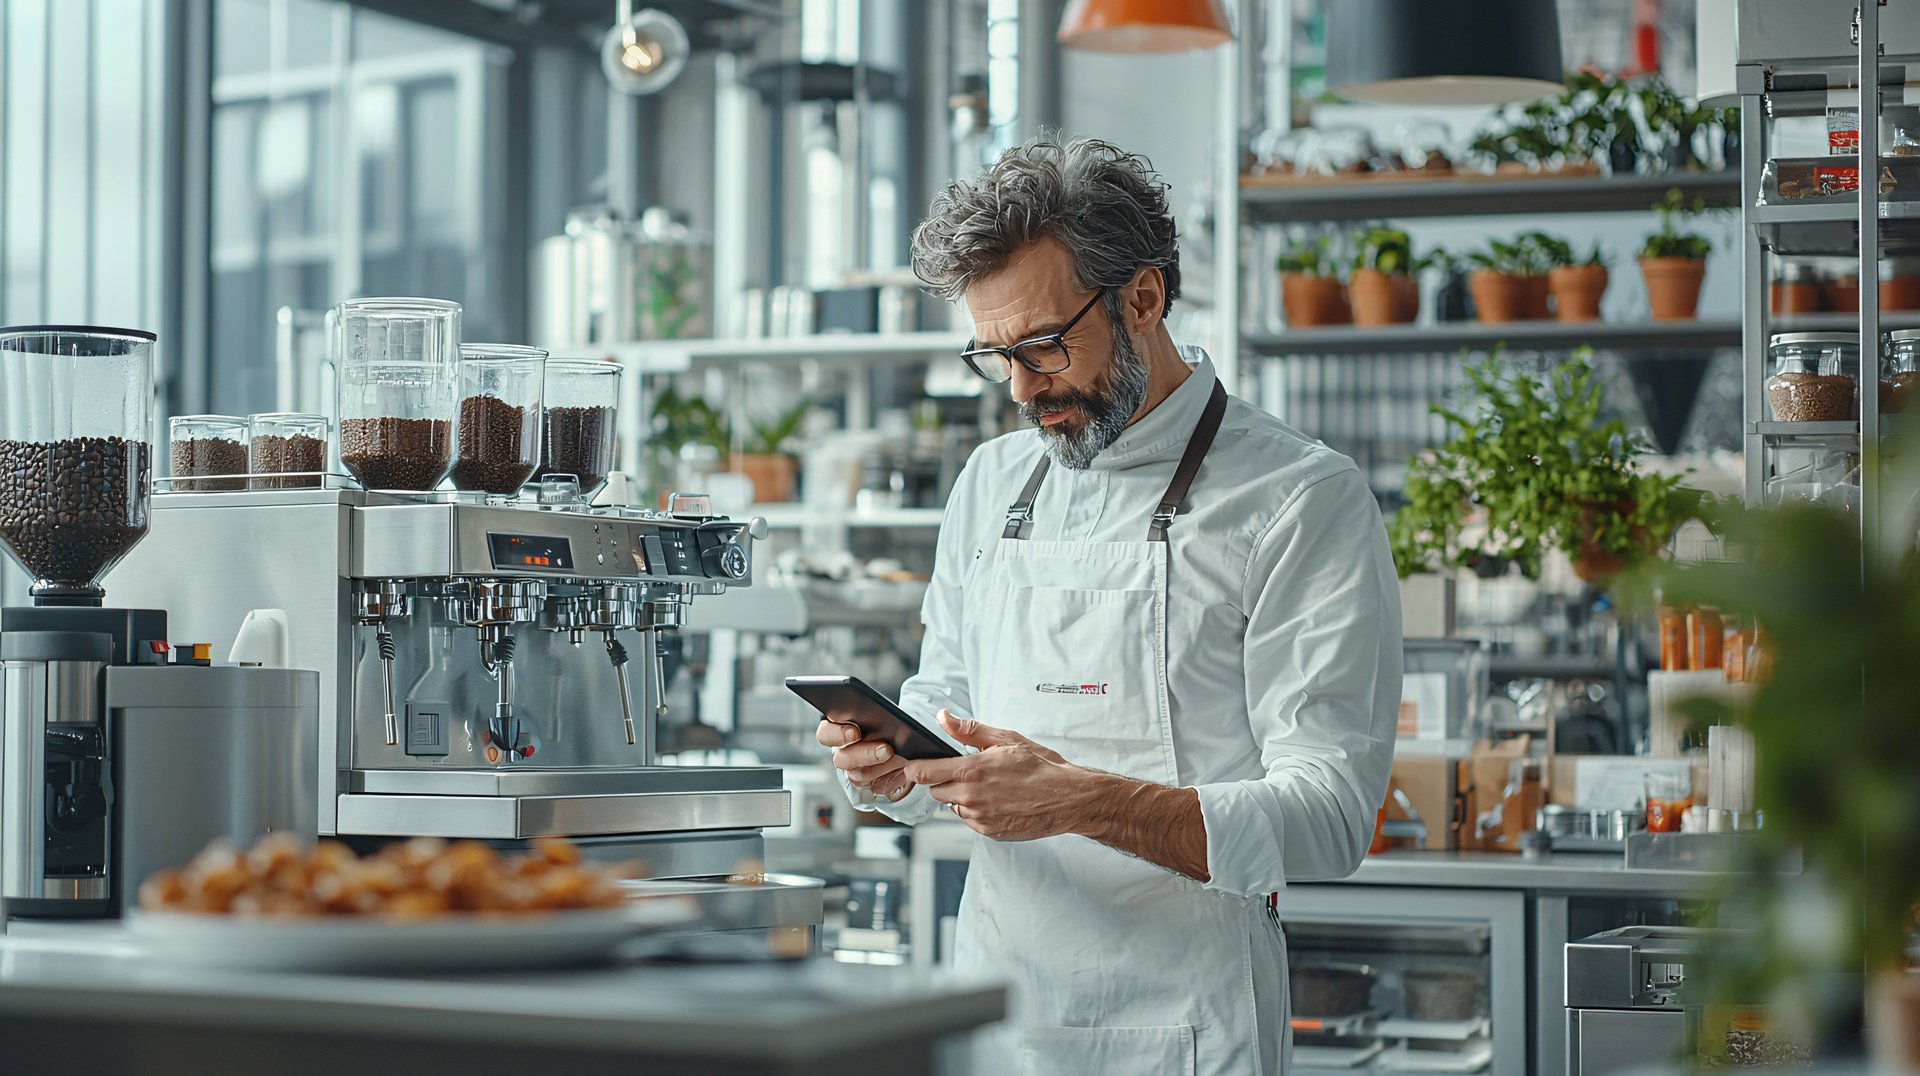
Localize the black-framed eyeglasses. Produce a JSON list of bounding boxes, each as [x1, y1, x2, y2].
[[958, 288, 1109, 384]]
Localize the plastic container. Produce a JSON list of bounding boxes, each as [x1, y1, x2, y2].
[[0, 325, 156, 604], [539, 359, 621, 496], [169, 415, 249, 492], [1885, 329, 1920, 414], [334, 297, 460, 491], [1765, 332, 1856, 423], [452, 344, 546, 495], [249, 412, 328, 489]]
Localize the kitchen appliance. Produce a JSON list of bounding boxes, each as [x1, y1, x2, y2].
[[1564, 925, 1716, 1074], [105, 484, 809, 905], [0, 325, 320, 919]]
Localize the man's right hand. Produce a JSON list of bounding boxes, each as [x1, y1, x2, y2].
[[816, 719, 914, 801]]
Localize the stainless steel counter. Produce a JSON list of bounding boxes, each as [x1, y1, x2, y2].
[[1338, 849, 1718, 895], [0, 929, 1004, 1076]]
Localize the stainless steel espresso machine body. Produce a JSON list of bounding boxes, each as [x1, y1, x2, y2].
[[107, 486, 789, 881]]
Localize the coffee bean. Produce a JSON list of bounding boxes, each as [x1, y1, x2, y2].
[[250, 434, 326, 490], [1766, 373, 1855, 422], [339, 417, 451, 491], [170, 436, 248, 492], [451, 394, 536, 494], [539, 405, 614, 494], [0, 436, 151, 591]]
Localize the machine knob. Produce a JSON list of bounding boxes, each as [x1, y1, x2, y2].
[[746, 516, 770, 541], [706, 541, 749, 581]]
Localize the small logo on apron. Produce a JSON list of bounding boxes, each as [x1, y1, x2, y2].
[[1035, 682, 1109, 696]]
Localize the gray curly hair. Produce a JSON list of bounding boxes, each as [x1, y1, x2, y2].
[[910, 137, 1181, 319]]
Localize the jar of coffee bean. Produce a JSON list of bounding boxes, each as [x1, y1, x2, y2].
[[538, 358, 621, 498], [169, 415, 250, 492], [335, 297, 460, 491], [453, 344, 546, 495], [1766, 332, 1857, 423], [249, 412, 329, 489]]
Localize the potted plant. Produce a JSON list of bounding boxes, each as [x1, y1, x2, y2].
[[1539, 237, 1609, 322], [1278, 235, 1350, 327], [727, 397, 813, 504], [1349, 227, 1425, 326], [1465, 234, 1554, 323], [1389, 353, 1700, 583], [649, 383, 730, 505], [1640, 187, 1714, 320], [1659, 489, 1920, 1066]]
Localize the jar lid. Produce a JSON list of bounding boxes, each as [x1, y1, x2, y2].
[[248, 412, 327, 422], [1770, 332, 1858, 347], [170, 414, 248, 424], [1888, 328, 1920, 343]]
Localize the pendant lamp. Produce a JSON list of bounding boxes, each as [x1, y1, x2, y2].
[[1058, 0, 1234, 54], [1327, 0, 1564, 105]]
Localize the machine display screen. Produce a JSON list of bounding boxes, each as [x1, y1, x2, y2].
[[487, 532, 575, 571]]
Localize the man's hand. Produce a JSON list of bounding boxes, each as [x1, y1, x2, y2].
[[815, 719, 913, 801], [899, 712, 1092, 842]]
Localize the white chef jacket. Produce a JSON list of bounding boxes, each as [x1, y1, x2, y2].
[[850, 346, 1401, 898]]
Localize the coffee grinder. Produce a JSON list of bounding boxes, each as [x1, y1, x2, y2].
[[0, 326, 317, 918]]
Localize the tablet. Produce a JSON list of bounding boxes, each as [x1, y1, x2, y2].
[[784, 675, 962, 760]]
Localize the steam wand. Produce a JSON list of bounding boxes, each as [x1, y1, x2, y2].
[[605, 634, 637, 746]]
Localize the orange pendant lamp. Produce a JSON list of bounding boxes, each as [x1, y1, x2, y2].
[[1057, 0, 1234, 54]]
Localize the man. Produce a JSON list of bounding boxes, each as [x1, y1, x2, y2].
[[815, 137, 1401, 1076]]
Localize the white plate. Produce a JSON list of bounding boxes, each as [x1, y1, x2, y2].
[[126, 900, 696, 974]]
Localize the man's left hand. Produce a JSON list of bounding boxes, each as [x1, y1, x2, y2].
[[901, 711, 1095, 841]]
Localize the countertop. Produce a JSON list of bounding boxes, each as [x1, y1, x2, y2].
[[0, 925, 1005, 1076], [1335, 849, 1722, 894]]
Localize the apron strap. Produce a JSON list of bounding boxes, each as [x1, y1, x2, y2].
[[1003, 455, 1052, 540], [1000, 378, 1228, 543], [1146, 380, 1228, 543]]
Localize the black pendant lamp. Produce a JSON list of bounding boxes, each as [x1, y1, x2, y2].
[[1327, 0, 1565, 106]]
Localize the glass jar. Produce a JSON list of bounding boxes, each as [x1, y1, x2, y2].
[[1770, 261, 1822, 314], [169, 415, 249, 492], [334, 297, 460, 491], [0, 325, 155, 603], [452, 344, 546, 495], [539, 359, 621, 496], [1885, 329, 1920, 415], [1766, 332, 1857, 422], [249, 412, 328, 489]]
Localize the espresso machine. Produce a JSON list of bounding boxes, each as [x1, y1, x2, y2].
[[0, 326, 318, 919]]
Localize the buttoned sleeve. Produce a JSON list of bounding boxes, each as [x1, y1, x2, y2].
[[1192, 465, 1401, 896], [834, 457, 982, 825]]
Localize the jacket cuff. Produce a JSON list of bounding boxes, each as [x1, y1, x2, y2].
[[1193, 780, 1286, 898]]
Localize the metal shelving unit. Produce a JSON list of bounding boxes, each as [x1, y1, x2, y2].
[[548, 331, 972, 374], [1737, 3, 1911, 534], [1245, 319, 1741, 357], [1239, 170, 1740, 223]]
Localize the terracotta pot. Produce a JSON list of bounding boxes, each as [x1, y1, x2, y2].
[[1571, 499, 1652, 584], [728, 453, 798, 504], [1871, 970, 1920, 1070], [1640, 257, 1707, 320], [1883, 275, 1920, 312], [1349, 269, 1419, 326], [1825, 276, 1861, 313], [1548, 264, 1609, 322], [1281, 273, 1351, 327], [1469, 270, 1548, 323]]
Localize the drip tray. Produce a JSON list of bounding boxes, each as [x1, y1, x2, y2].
[[350, 766, 784, 797]]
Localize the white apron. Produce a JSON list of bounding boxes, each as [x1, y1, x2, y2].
[[953, 380, 1290, 1076]]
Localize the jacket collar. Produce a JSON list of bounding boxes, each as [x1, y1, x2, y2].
[[1088, 344, 1215, 471]]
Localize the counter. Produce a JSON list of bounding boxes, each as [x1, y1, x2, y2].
[[1340, 849, 1718, 895], [0, 928, 1005, 1076]]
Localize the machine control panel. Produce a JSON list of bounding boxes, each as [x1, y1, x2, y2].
[[487, 532, 576, 572]]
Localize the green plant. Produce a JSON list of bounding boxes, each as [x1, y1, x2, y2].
[[1277, 234, 1339, 277], [1641, 187, 1715, 259], [1657, 494, 1920, 1033], [1353, 227, 1432, 276], [651, 383, 729, 457], [740, 397, 813, 456], [1389, 353, 1701, 581], [1465, 233, 1562, 276]]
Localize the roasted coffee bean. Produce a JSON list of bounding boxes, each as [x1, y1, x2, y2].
[[1766, 372, 1855, 423], [539, 405, 614, 493], [170, 436, 248, 492], [339, 417, 451, 491], [0, 436, 151, 589], [250, 434, 326, 489], [452, 394, 536, 494]]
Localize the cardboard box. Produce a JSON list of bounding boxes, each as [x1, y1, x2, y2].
[[1381, 754, 1464, 851], [1458, 737, 1542, 854]]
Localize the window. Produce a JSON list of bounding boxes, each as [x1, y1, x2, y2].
[[208, 0, 512, 417]]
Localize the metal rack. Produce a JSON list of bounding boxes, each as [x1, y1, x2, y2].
[[1735, 0, 1909, 545]]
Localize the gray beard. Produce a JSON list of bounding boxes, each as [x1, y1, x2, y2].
[[1022, 323, 1151, 471]]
